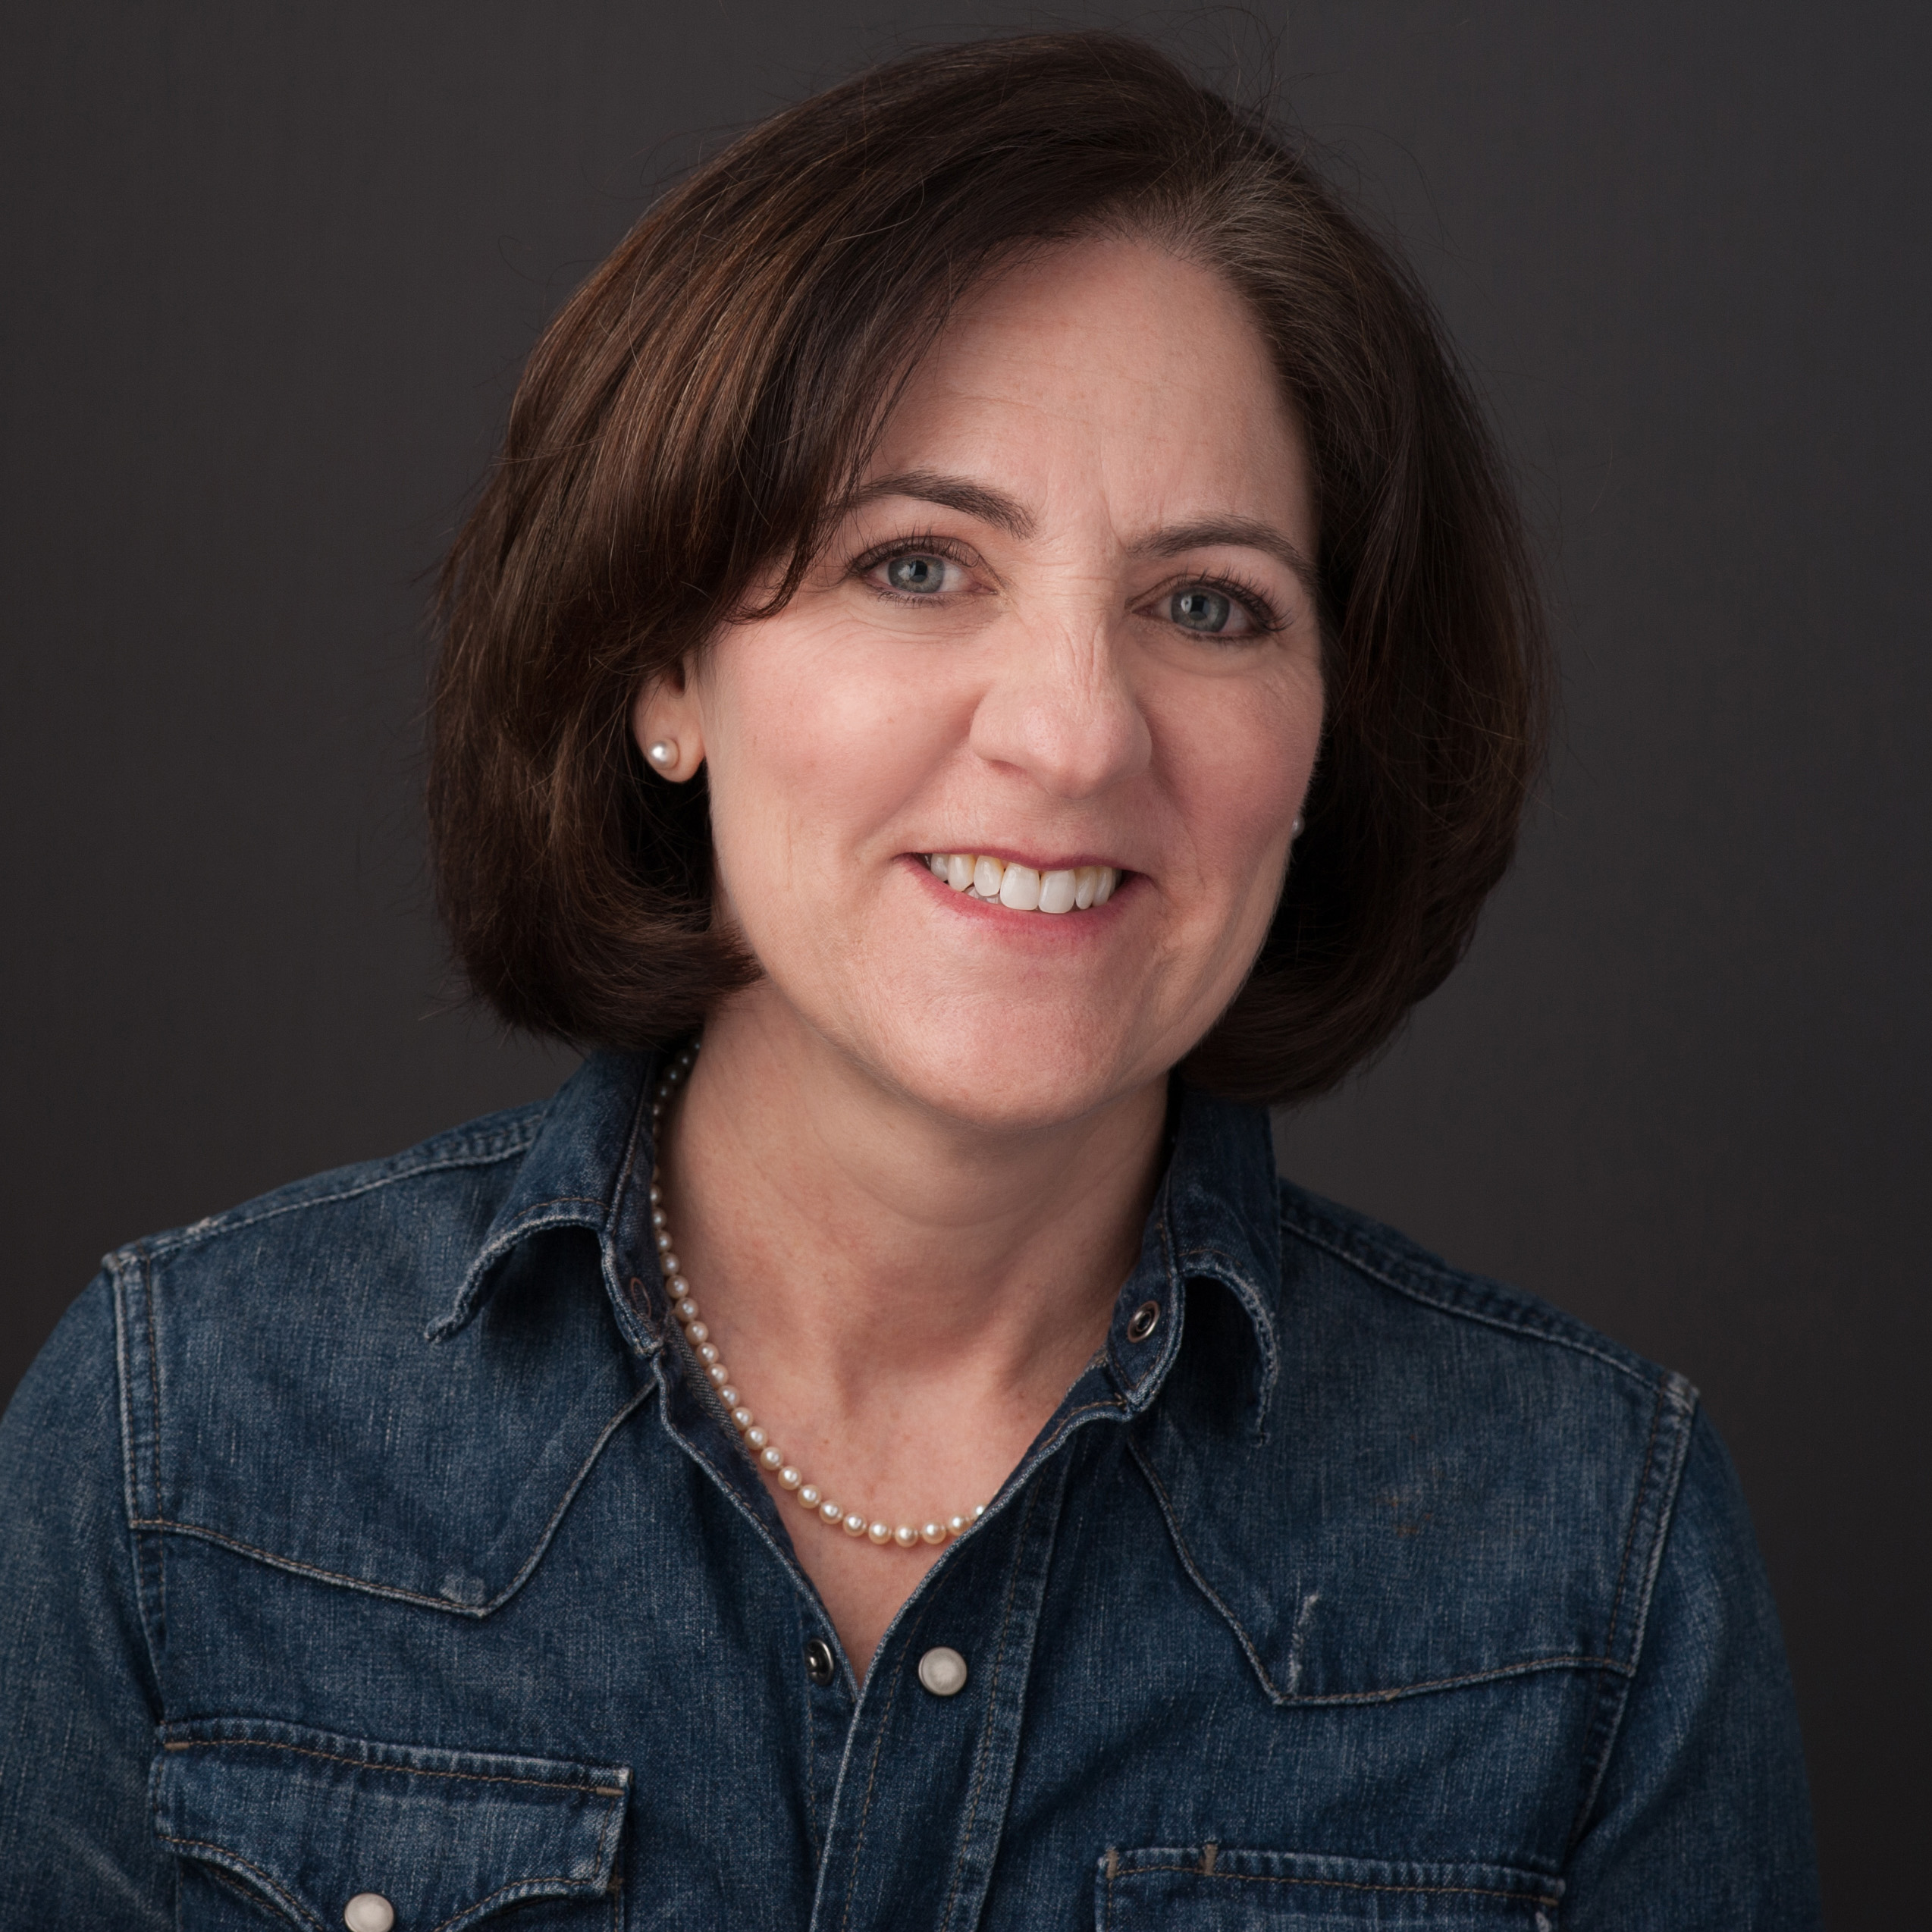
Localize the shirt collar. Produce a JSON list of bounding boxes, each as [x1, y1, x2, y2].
[[1098, 1077, 1282, 1427], [430, 1050, 1283, 1421], [427, 1051, 659, 1347]]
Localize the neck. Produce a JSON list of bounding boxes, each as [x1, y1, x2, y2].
[[657, 994, 1168, 1408]]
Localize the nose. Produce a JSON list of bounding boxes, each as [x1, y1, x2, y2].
[[966, 610, 1152, 799]]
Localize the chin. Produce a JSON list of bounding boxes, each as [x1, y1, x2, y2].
[[860, 1002, 1170, 1134]]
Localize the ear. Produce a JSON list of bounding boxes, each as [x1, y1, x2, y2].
[[630, 660, 705, 782]]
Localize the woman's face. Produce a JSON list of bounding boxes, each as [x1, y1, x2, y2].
[[641, 234, 1323, 1131]]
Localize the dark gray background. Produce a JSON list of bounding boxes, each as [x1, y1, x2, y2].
[[3, 2, 1922, 1917]]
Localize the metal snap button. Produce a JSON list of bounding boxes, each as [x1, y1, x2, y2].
[[917, 1645, 969, 1697], [804, 1636, 836, 1686], [1126, 1300, 1161, 1343], [344, 1896, 395, 1932]]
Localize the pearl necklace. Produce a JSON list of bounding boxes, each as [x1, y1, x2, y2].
[[649, 1043, 986, 1552]]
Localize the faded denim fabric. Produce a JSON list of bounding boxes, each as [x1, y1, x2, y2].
[[0, 1051, 1818, 1928]]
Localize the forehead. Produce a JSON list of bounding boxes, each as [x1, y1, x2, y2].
[[864, 234, 1309, 535]]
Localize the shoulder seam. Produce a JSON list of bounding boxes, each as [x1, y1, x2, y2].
[[120, 1116, 546, 1266], [1281, 1203, 1658, 1393]]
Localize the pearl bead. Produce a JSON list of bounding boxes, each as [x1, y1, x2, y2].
[[653, 1072, 987, 1561]]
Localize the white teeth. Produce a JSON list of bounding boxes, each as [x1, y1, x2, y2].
[[999, 863, 1041, 911], [924, 854, 1120, 914]]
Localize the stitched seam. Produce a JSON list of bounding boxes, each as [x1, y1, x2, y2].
[[1285, 1218, 1653, 1388], [132, 1383, 652, 1614], [138, 1253, 170, 1645], [1128, 1436, 1627, 1702], [434, 1874, 601, 1932], [1277, 1655, 1629, 1703], [938, 1473, 1046, 1932], [162, 1735, 625, 1794], [1129, 1438, 1281, 1698], [131, 1134, 546, 1259], [142, 1257, 162, 1513], [835, 1600, 936, 1932], [1601, 1382, 1666, 1661], [592, 1782, 622, 1882], [130, 1521, 494, 1610], [157, 1836, 322, 1929], [1175, 1244, 1278, 1365], [1118, 1865, 1559, 1907], [1565, 1379, 1697, 1850], [114, 1259, 170, 1685]]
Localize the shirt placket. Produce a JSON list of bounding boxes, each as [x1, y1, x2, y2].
[[806, 1447, 1074, 1932]]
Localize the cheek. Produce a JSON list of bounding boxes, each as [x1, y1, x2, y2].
[[701, 616, 952, 895], [1167, 670, 1322, 905]]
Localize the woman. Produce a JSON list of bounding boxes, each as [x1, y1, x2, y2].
[[0, 32, 1816, 1929]]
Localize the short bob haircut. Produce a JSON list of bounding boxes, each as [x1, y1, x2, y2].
[[431, 31, 1547, 1106]]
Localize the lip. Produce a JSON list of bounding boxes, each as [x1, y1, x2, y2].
[[908, 845, 1133, 875]]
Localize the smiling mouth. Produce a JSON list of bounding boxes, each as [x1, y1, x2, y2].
[[921, 852, 1121, 914]]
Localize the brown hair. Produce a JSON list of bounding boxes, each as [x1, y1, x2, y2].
[[430, 31, 1547, 1105]]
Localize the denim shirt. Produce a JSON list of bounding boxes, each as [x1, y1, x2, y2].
[[0, 1051, 1817, 1929]]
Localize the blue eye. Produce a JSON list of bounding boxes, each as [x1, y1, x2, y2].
[[886, 554, 948, 594], [1170, 587, 1234, 632]]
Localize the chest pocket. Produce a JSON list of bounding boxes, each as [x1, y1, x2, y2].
[[1098, 1847, 1560, 1931], [152, 1718, 629, 1931]]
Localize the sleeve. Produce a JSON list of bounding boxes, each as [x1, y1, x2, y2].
[[0, 1273, 173, 1927], [1561, 1404, 1821, 1929]]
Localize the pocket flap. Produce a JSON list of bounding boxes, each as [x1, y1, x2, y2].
[[152, 1718, 629, 1931], [1099, 1846, 1561, 1929]]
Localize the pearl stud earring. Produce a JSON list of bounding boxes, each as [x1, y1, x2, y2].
[[648, 739, 678, 771], [1291, 814, 1306, 839]]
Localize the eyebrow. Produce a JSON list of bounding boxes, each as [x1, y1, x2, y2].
[[1132, 519, 1318, 597], [843, 472, 1315, 594], [843, 470, 1036, 539]]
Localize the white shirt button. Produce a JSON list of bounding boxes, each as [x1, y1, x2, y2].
[[917, 1645, 969, 1697], [344, 1895, 395, 1932]]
